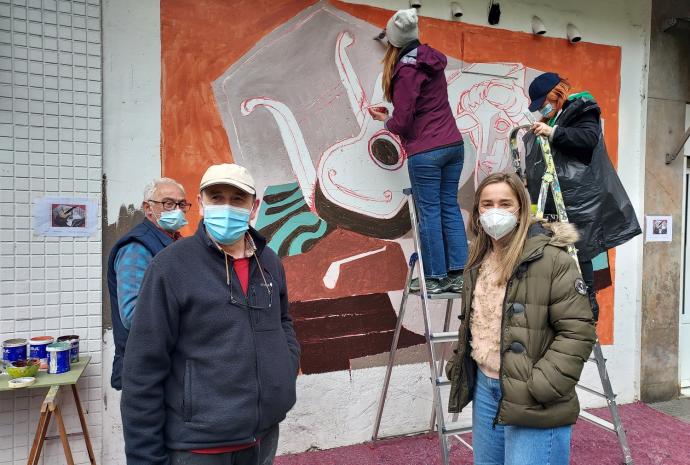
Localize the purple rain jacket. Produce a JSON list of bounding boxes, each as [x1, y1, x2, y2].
[[385, 44, 463, 157]]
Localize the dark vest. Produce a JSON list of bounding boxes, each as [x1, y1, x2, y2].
[[107, 219, 174, 390]]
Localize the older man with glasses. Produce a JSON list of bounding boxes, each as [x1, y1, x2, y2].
[[106, 177, 190, 391], [120, 164, 300, 465]]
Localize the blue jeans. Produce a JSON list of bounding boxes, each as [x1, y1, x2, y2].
[[407, 143, 468, 278], [472, 369, 572, 465]]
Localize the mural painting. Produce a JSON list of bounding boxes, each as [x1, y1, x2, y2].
[[160, 0, 622, 374]]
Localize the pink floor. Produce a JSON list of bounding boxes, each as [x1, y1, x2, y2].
[[276, 402, 690, 465]]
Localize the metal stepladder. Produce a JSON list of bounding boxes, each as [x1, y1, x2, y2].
[[371, 186, 470, 465], [509, 119, 633, 464], [371, 121, 634, 465]]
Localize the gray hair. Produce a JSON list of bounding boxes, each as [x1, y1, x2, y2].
[[143, 178, 186, 201]]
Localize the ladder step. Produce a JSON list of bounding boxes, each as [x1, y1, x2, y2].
[[579, 411, 615, 432], [410, 290, 463, 300], [576, 383, 615, 399], [430, 332, 457, 343], [442, 423, 472, 436], [435, 377, 451, 387]]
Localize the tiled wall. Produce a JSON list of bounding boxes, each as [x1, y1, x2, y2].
[[0, 0, 102, 463]]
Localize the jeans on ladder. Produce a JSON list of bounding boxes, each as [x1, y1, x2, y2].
[[407, 143, 468, 278], [579, 259, 599, 321], [472, 368, 572, 465]]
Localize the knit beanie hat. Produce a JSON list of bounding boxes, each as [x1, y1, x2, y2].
[[386, 8, 419, 48]]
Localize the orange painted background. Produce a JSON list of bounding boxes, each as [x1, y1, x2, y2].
[[160, 0, 620, 343]]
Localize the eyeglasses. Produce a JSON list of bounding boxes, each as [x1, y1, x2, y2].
[[147, 199, 192, 212], [229, 256, 274, 311]]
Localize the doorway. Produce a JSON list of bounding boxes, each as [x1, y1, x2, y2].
[[680, 103, 690, 394]]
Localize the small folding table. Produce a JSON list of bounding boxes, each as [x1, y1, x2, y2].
[[0, 356, 97, 465]]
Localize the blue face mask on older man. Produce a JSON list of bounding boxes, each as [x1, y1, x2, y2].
[[203, 204, 251, 245], [157, 210, 188, 232]]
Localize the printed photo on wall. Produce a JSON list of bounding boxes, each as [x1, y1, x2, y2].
[[34, 197, 99, 237], [645, 215, 672, 242]]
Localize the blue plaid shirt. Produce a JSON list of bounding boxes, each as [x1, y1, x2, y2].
[[114, 242, 154, 330]]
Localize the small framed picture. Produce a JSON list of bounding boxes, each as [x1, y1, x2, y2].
[[645, 215, 672, 242], [34, 197, 99, 237]]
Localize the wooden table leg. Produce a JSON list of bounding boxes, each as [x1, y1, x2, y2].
[[53, 405, 75, 465], [27, 409, 51, 465], [71, 384, 97, 464], [27, 385, 61, 465]]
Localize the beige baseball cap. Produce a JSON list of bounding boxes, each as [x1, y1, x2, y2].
[[199, 163, 256, 195]]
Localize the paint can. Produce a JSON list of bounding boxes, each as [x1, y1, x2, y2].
[[46, 342, 71, 374], [29, 336, 55, 371], [57, 335, 79, 363], [2, 338, 27, 364]]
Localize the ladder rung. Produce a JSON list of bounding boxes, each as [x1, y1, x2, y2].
[[442, 423, 472, 436], [435, 377, 450, 387], [430, 332, 457, 343], [576, 383, 614, 399], [410, 290, 463, 299], [579, 411, 615, 431]]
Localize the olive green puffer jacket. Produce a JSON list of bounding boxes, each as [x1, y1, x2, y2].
[[446, 222, 596, 428]]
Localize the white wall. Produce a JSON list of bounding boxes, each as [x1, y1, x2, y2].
[[100, 1, 161, 463], [0, 0, 103, 464], [99, 0, 651, 457], [101, 0, 160, 222]]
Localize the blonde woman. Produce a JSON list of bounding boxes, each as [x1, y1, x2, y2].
[[370, 8, 466, 294], [446, 172, 596, 465]]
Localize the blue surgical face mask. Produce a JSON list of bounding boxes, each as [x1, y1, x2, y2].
[[203, 204, 251, 245], [157, 209, 188, 232], [539, 102, 554, 118]]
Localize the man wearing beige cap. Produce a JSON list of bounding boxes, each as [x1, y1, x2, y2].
[[121, 163, 300, 465]]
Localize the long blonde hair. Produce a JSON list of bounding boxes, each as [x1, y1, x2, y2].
[[382, 44, 400, 102], [465, 173, 533, 283]]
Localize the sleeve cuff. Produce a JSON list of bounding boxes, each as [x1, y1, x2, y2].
[[549, 125, 558, 142]]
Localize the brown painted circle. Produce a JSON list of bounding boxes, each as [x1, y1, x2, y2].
[[371, 139, 399, 166]]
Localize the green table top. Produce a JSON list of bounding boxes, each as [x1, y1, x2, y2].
[[0, 356, 91, 391]]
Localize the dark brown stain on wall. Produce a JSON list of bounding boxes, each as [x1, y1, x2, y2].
[[101, 175, 144, 332]]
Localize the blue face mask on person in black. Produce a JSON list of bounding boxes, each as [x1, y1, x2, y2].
[[539, 102, 554, 118], [157, 210, 188, 232], [203, 204, 251, 245]]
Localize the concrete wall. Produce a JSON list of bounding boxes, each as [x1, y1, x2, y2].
[[640, 0, 690, 402], [0, 1, 103, 464], [100, 0, 161, 462], [98, 0, 651, 458]]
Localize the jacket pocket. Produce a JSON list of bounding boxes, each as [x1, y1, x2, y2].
[[448, 351, 476, 413], [183, 360, 193, 422], [250, 281, 282, 332]]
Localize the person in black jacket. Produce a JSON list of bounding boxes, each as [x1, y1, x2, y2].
[[524, 72, 641, 320], [121, 164, 300, 465]]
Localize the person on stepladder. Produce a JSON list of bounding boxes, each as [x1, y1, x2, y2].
[[369, 8, 467, 295], [524, 72, 641, 321], [446, 172, 596, 465]]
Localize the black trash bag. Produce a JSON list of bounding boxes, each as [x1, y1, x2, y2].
[[523, 97, 641, 261]]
